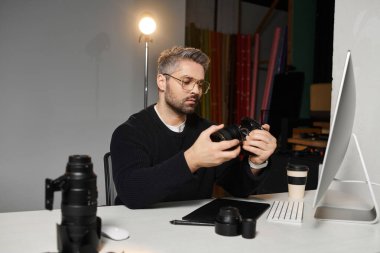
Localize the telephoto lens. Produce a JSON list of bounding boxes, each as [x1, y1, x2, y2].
[[45, 155, 101, 253]]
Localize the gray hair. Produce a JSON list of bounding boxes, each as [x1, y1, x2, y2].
[[157, 46, 210, 74]]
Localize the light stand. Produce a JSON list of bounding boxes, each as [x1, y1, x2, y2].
[[139, 35, 152, 109], [138, 14, 156, 109]]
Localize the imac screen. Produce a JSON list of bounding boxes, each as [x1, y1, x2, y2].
[[313, 51, 356, 208]]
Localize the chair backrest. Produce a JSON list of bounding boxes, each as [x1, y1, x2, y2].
[[103, 152, 116, 206]]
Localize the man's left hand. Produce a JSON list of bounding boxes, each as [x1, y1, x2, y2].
[[242, 124, 277, 165]]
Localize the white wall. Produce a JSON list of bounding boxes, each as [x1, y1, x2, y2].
[[332, 0, 380, 197], [0, 0, 186, 212]]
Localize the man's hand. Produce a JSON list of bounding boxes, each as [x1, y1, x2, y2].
[[184, 124, 240, 173], [242, 124, 277, 165]]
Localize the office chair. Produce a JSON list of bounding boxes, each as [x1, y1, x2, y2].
[[103, 152, 116, 206]]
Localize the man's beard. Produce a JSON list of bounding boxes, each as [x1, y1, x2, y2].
[[165, 88, 200, 115]]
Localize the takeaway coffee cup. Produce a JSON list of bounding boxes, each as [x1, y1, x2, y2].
[[287, 163, 309, 200]]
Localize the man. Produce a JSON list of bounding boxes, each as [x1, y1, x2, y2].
[[111, 46, 277, 209]]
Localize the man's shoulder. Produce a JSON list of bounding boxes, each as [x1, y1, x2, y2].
[[113, 106, 156, 135]]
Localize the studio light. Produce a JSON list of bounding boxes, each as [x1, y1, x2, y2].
[[139, 16, 156, 35], [138, 13, 156, 109]]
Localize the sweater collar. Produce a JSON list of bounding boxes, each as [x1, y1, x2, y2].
[[154, 105, 186, 133]]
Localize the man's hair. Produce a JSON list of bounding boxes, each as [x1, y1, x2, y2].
[[157, 46, 210, 74]]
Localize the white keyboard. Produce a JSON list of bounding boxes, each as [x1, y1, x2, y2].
[[266, 200, 304, 224]]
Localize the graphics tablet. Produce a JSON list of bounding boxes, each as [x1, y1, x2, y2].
[[182, 198, 270, 224]]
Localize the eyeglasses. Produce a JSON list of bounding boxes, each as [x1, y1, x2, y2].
[[163, 73, 210, 94]]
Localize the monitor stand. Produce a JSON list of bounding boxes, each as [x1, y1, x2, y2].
[[314, 134, 379, 224]]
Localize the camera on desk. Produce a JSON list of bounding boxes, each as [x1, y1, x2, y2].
[[45, 155, 101, 253]]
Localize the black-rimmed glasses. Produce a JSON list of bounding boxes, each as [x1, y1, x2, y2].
[[163, 73, 210, 94]]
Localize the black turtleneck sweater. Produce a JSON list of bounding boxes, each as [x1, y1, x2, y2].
[[110, 105, 269, 209]]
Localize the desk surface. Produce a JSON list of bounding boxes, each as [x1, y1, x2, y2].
[[287, 137, 327, 148], [1, 191, 379, 253]]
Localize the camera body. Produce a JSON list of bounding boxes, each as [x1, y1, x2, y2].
[[45, 155, 101, 253], [210, 117, 262, 143]]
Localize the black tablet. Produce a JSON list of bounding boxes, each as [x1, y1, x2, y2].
[[182, 198, 270, 224]]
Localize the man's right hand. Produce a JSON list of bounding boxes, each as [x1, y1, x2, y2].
[[184, 124, 241, 173]]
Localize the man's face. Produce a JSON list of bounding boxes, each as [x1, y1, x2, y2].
[[163, 60, 205, 115]]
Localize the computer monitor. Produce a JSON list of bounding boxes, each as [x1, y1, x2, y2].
[[313, 51, 379, 223]]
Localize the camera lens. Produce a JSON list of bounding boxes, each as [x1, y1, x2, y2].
[[210, 118, 262, 143], [60, 155, 100, 251], [45, 154, 101, 252], [64, 155, 96, 210], [66, 155, 92, 172], [210, 125, 242, 142], [215, 206, 242, 236]]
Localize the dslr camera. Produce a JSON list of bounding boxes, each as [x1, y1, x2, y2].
[[210, 117, 262, 143], [45, 155, 101, 253]]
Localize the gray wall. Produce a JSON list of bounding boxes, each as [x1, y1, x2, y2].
[[0, 0, 186, 212], [332, 0, 380, 198]]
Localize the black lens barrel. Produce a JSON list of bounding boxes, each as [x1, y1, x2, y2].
[[45, 154, 101, 253], [210, 117, 261, 143]]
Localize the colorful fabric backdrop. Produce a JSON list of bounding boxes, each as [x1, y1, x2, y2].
[[186, 23, 287, 125]]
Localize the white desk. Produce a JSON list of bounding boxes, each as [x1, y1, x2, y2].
[[1, 191, 379, 253]]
